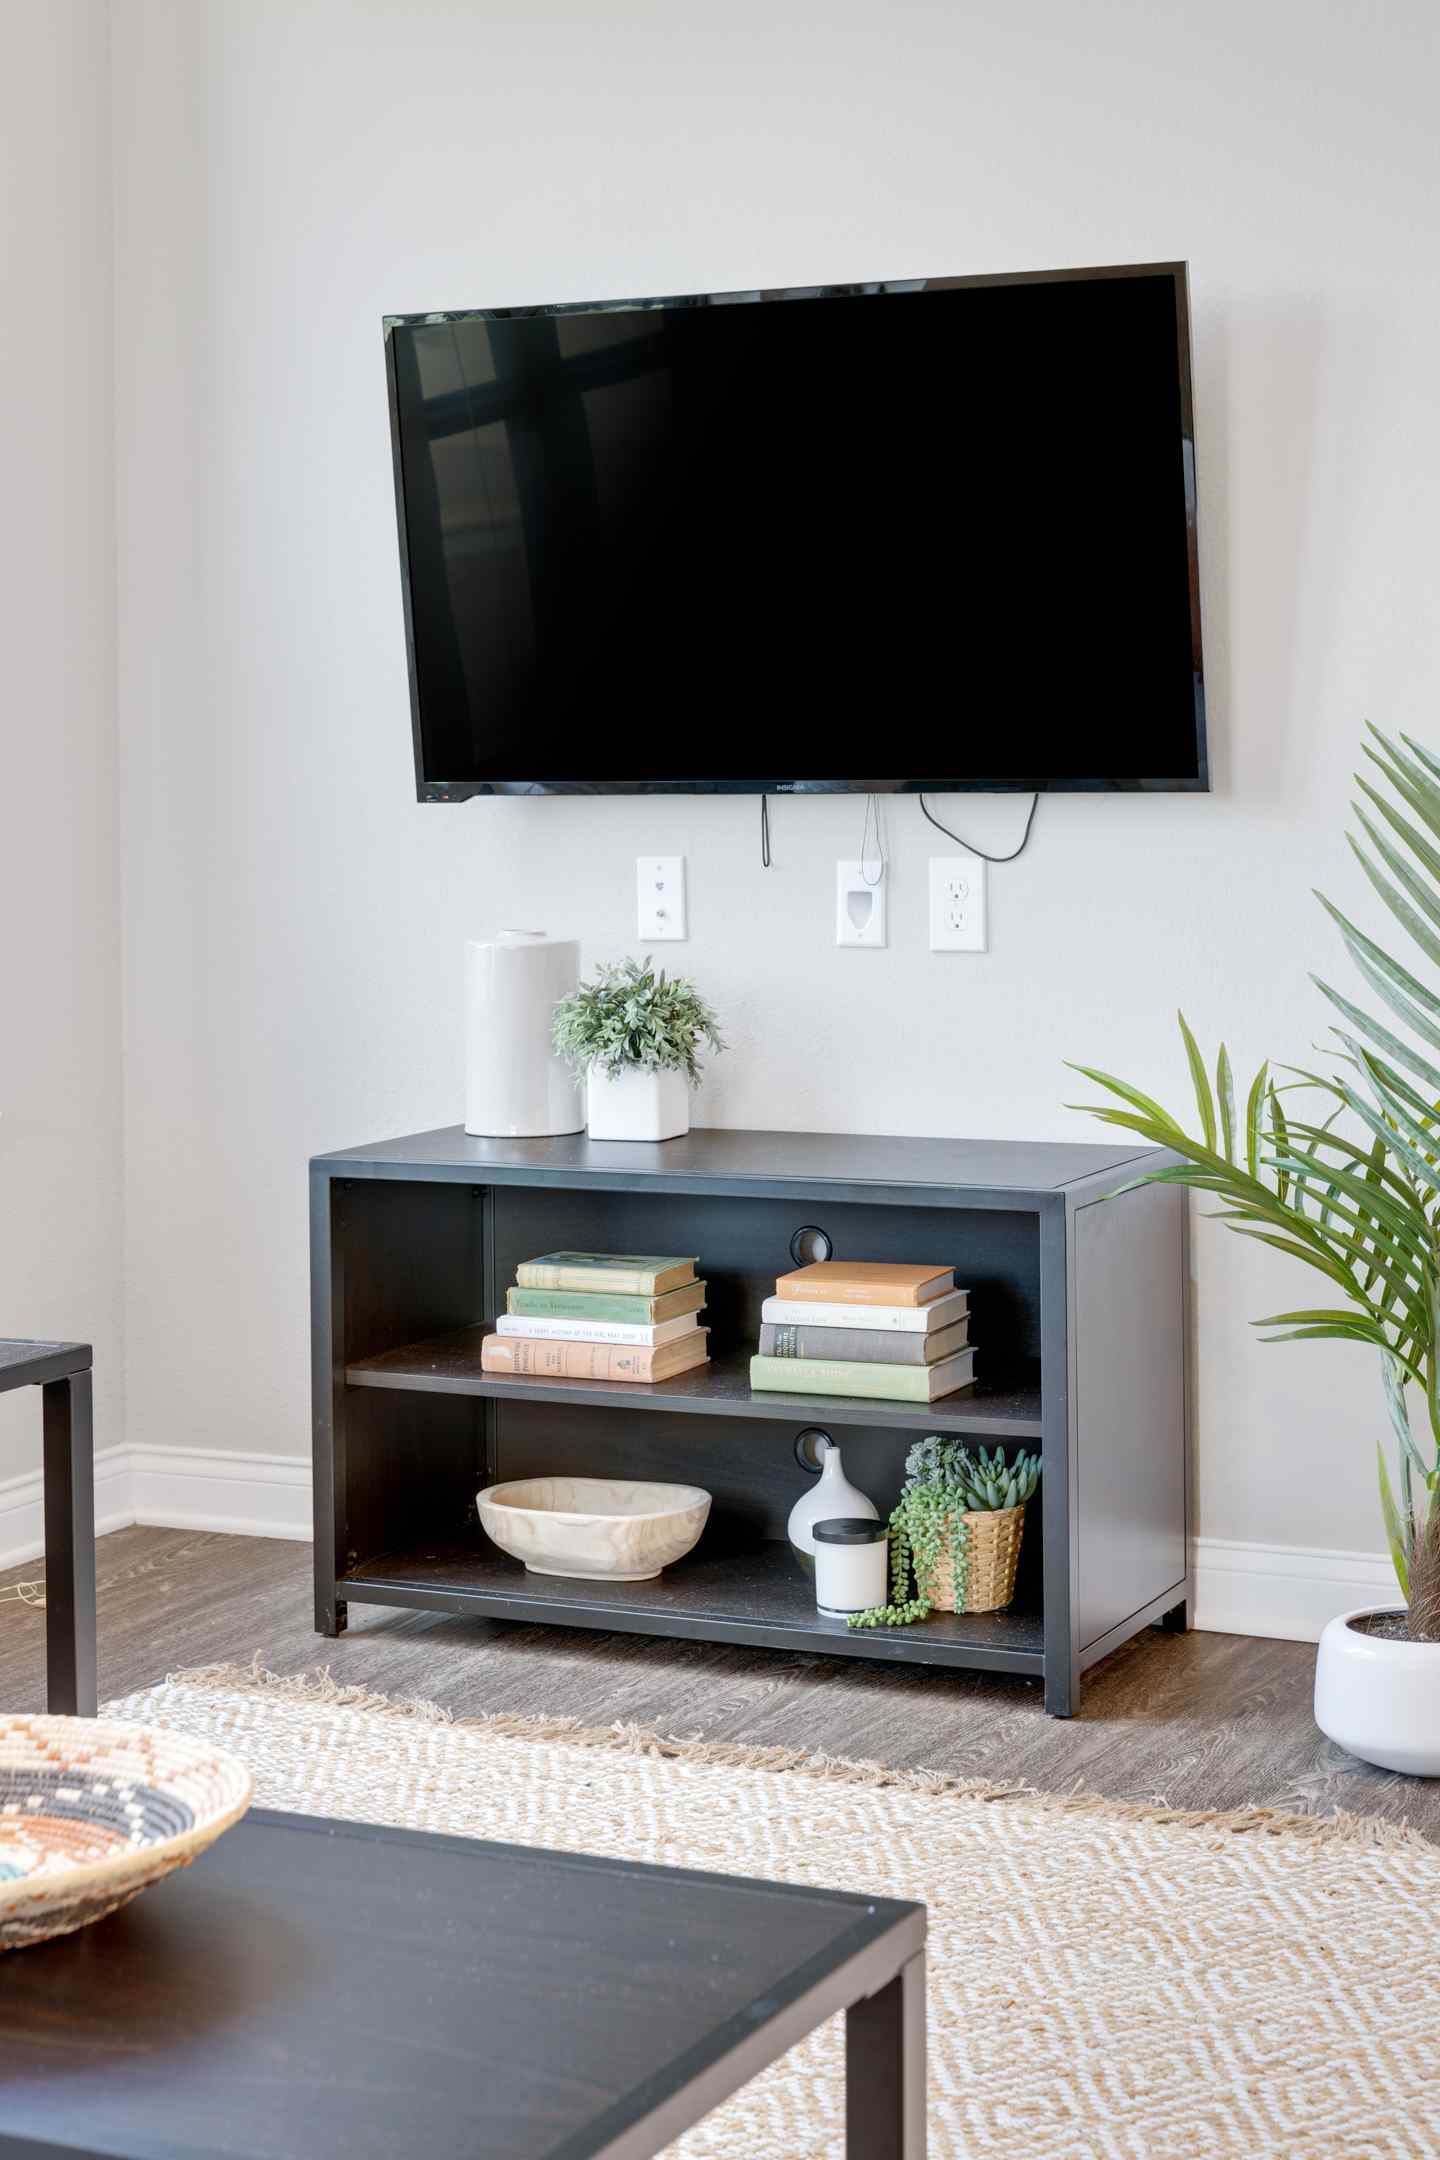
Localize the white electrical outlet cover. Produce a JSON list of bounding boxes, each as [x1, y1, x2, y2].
[[636, 855, 687, 940], [836, 860, 887, 948], [928, 855, 987, 952]]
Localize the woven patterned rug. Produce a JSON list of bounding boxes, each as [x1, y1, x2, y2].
[[107, 1664, 1440, 2160]]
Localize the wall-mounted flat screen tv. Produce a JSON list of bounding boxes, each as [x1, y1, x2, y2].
[[385, 262, 1206, 797]]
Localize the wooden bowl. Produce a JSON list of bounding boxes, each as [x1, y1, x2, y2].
[[0, 1715, 253, 1951], [477, 1475, 711, 1581]]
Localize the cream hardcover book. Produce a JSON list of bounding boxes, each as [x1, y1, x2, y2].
[[772, 1260, 954, 1307], [760, 1287, 969, 1334], [496, 1313, 700, 1349]]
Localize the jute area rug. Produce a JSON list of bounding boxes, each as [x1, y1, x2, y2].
[[108, 1664, 1440, 2160]]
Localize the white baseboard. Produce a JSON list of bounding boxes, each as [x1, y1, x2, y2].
[[130, 1445, 312, 1542], [0, 1448, 1397, 1646], [0, 1445, 312, 1568], [0, 1446, 135, 1572], [1191, 1534, 1398, 1643]]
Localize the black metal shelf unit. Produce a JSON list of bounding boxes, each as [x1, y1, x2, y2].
[[311, 1124, 1189, 1716]]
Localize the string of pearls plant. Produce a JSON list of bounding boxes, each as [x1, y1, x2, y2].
[[847, 1438, 1042, 1630]]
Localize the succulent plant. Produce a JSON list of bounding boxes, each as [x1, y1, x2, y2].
[[904, 1437, 1041, 1513], [847, 1439, 1042, 1630]]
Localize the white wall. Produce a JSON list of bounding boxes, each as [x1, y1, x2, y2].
[[107, 0, 1440, 1561], [0, 2, 122, 1484]]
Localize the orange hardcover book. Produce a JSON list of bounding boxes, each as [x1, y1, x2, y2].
[[772, 1260, 954, 1307], [479, 1331, 709, 1383]]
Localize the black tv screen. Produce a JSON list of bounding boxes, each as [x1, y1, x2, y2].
[[386, 264, 1206, 796]]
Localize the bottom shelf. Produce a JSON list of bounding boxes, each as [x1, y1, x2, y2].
[[340, 1536, 1045, 1675]]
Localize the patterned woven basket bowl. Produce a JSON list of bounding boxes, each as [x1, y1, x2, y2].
[[919, 1502, 1027, 1614], [0, 1715, 253, 1951]]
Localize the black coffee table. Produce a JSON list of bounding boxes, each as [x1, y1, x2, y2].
[[0, 1809, 926, 2158], [0, 1337, 95, 1715]]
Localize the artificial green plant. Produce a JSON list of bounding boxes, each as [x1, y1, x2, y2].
[[552, 956, 725, 1084], [1070, 727, 1440, 1639], [848, 1439, 1041, 1630]]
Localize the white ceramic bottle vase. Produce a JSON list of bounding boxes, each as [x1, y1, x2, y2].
[[464, 931, 584, 1138], [786, 1432, 879, 1580]]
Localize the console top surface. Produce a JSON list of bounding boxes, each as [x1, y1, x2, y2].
[[313, 1124, 1153, 1200]]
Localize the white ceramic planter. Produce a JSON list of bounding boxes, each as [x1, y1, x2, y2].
[[1314, 1605, 1440, 1776], [586, 1064, 691, 1142]]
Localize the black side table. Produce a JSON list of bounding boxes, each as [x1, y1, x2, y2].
[[0, 1339, 96, 1715]]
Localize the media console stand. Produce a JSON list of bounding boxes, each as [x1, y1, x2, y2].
[[311, 1126, 1188, 1717]]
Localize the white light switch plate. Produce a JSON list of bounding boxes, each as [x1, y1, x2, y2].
[[836, 860, 887, 947], [637, 855, 687, 940], [929, 855, 987, 951]]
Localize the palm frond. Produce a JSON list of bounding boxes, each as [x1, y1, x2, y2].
[[1178, 1012, 1217, 1151], [1069, 735, 1440, 1619], [1216, 1043, 1235, 1162]]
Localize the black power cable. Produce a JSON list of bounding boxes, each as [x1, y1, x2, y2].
[[761, 790, 1039, 868], [918, 792, 1040, 863]]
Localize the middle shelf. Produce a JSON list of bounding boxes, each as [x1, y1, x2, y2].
[[346, 1325, 1044, 1436]]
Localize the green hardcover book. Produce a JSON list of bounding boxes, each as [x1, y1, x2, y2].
[[507, 1282, 707, 1324], [515, 1252, 699, 1296], [749, 1347, 977, 1404]]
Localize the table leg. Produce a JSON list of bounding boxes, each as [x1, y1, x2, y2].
[[43, 1370, 97, 1716], [846, 1948, 926, 2158]]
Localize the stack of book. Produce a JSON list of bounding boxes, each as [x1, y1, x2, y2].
[[480, 1252, 709, 1384], [749, 1260, 974, 1403]]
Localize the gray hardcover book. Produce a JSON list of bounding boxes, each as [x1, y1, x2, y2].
[[757, 1318, 970, 1365]]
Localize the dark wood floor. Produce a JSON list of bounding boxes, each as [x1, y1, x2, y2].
[[5, 1526, 1437, 1837]]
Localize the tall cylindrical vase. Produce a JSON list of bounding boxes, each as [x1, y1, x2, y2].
[[464, 931, 584, 1138]]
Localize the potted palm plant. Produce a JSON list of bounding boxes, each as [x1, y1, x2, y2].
[[552, 956, 724, 1143], [1070, 726, 1440, 1775]]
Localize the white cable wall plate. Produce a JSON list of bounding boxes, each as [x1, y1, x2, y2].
[[836, 860, 887, 947]]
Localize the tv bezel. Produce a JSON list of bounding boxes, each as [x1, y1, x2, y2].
[[384, 260, 1208, 799]]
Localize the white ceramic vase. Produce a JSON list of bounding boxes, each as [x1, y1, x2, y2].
[[586, 1064, 691, 1143], [465, 931, 583, 1138], [787, 1438, 879, 1578], [1314, 1605, 1440, 1776]]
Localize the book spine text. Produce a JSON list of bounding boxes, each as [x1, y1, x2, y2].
[[507, 1288, 701, 1323], [482, 1336, 704, 1381], [515, 1263, 658, 1295], [749, 1355, 931, 1402], [760, 1293, 968, 1332], [776, 1278, 942, 1307], [758, 1323, 932, 1365], [498, 1315, 695, 1347]]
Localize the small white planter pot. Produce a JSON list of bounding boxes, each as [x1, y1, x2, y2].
[[586, 1064, 691, 1143], [1314, 1605, 1440, 1777]]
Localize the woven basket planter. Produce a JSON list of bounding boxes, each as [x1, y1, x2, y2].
[[919, 1501, 1027, 1613]]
